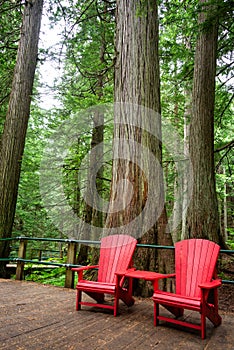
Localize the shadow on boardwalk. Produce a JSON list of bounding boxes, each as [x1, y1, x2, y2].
[[0, 279, 233, 350]]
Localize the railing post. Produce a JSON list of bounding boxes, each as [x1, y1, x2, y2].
[[16, 239, 27, 280], [38, 250, 42, 261], [65, 241, 77, 288]]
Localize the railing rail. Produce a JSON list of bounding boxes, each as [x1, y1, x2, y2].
[[0, 236, 233, 287]]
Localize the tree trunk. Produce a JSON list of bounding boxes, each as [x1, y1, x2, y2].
[[106, 0, 174, 296], [181, 85, 191, 240], [185, 0, 224, 245], [78, 110, 104, 265], [170, 100, 182, 244], [77, 12, 106, 265], [0, 0, 44, 277], [223, 167, 228, 241]]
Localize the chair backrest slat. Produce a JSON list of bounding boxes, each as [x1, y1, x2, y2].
[[98, 235, 137, 284], [175, 239, 220, 298]]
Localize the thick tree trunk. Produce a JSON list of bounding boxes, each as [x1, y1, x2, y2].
[[0, 0, 44, 277], [106, 0, 174, 296], [185, 0, 224, 245]]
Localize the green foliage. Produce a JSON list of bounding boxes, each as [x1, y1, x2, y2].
[[227, 240, 234, 250], [57, 0, 115, 111], [0, 1, 22, 132], [13, 106, 61, 240], [25, 264, 67, 287], [43, 0, 116, 230]]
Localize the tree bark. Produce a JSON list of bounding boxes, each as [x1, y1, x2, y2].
[[78, 110, 104, 265], [106, 0, 174, 295], [185, 0, 224, 245], [0, 0, 44, 277]]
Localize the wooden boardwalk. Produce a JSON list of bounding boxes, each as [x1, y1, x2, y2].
[[0, 279, 233, 350]]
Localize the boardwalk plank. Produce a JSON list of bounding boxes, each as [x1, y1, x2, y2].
[[0, 279, 233, 350]]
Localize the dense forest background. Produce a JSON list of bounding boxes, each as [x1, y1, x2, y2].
[[0, 0, 233, 281]]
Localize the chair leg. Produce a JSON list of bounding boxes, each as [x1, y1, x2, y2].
[[154, 302, 159, 326], [204, 303, 222, 327], [114, 296, 119, 317], [76, 290, 81, 311], [209, 289, 222, 327], [118, 288, 135, 307], [201, 312, 206, 339]]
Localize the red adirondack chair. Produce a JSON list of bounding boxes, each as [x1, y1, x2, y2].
[[152, 239, 222, 339], [71, 234, 137, 316]]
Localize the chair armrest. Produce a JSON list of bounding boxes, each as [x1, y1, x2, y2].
[[115, 268, 136, 276], [160, 273, 176, 278], [152, 273, 176, 280], [71, 265, 99, 281], [71, 265, 99, 272], [115, 268, 137, 288], [198, 279, 222, 290]]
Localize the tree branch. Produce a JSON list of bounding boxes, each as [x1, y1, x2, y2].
[[215, 139, 234, 153]]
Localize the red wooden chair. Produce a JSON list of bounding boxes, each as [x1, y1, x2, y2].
[[152, 239, 222, 339], [72, 234, 137, 316]]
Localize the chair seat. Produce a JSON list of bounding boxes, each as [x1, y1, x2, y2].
[[77, 280, 116, 294], [153, 291, 201, 310]]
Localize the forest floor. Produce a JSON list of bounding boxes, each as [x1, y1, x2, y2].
[[1, 278, 233, 350], [218, 254, 234, 313], [218, 283, 234, 313]]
